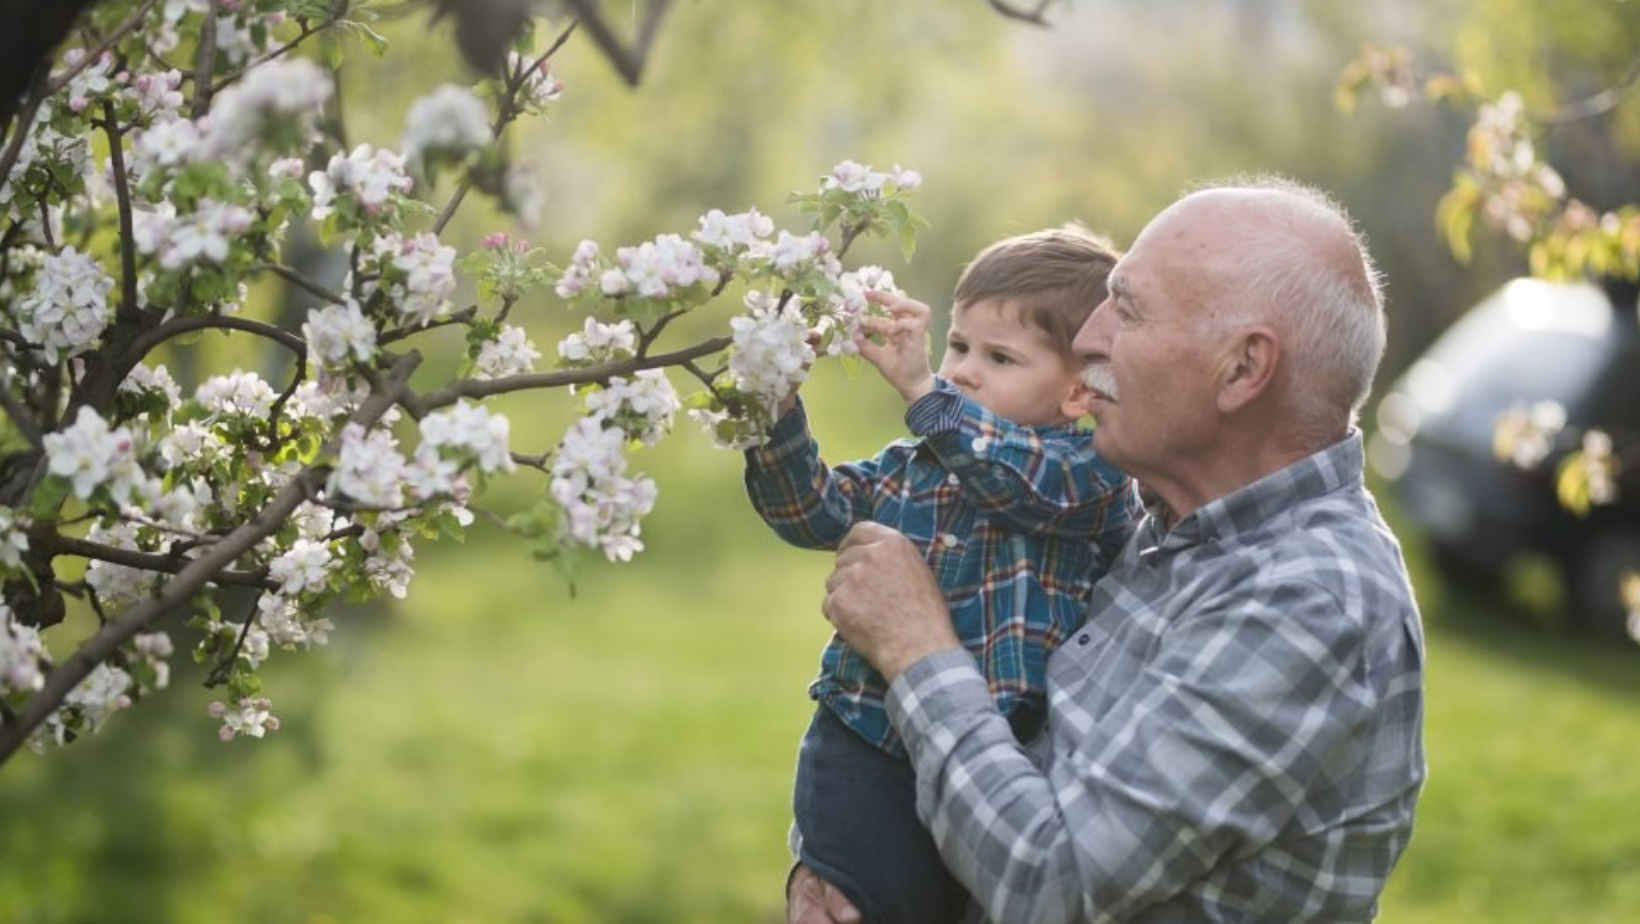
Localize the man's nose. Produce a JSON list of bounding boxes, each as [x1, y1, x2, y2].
[[1073, 297, 1114, 361]]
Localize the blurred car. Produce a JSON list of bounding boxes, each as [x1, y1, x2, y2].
[[1368, 276, 1640, 636]]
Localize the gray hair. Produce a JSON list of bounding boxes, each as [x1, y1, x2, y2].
[[1192, 176, 1386, 435]]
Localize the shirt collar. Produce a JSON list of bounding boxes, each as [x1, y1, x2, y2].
[[1140, 430, 1365, 552]]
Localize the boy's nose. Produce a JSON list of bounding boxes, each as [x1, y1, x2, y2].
[[947, 358, 979, 389]]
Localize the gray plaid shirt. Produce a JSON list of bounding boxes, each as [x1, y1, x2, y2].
[[888, 431, 1426, 924]]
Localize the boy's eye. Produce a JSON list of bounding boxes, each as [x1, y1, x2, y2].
[[949, 341, 969, 354], [989, 351, 1013, 365]]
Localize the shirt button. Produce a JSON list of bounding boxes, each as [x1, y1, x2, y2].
[[941, 533, 959, 549], [970, 437, 989, 452], [946, 473, 960, 486]]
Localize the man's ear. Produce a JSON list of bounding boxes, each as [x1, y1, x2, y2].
[[1217, 327, 1279, 414]]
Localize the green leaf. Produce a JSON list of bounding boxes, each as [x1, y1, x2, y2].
[[25, 476, 71, 520], [351, 21, 391, 55]]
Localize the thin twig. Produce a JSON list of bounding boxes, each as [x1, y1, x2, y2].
[[403, 334, 733, 415], [0, 68, 51, 199], [431, 19, 579, 237], [986, 0, 1056, 25], [189, 7, 219, 119], [378, 305, 479, 345], [126, 313, 308, 362], [99, 102, 141, 320], [560, 0, 672, 86], [253, 261, 347, 305], [1544, 56, 1640, 127], [45, 535, 273, 588], [209, 15, 344, 95], [204, 591, 265, 688]]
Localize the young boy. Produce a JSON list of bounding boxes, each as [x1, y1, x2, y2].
[[744, 225, 1141, 924]]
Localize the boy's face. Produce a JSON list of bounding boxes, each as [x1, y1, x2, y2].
[[937, 299, 1091, 427]]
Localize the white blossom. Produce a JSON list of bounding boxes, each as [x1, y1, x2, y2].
[[579, 370, 680, 447], [369, 232, 457, 325], [600, 234, 719, 300], [473, 324, 540, 379], [208, 696, 281, 741], [509, 51, 564, 106], [196, 370, 277, 420], [200, 57, 332, 167], [14, 246, 114, 362], [132, 198, 253, 271], [557, 316, 637, 365], [31, 663, 133, 752], [0, 506, 28, 570], [120, 362, 183, 409], [84, 521, 160, 608], [418, 401, 515, 475], [257, 592, 334, 649], [1, 603, 48, 696], [555, 239, 602, 298], [550, 418, 657, 562], [400, 84, 491, 161], [727, 293, 814, 414], [157, 421, 228, 470], [123, 69, 186, 117], [56, 49, 116, 114], [820, 159, 918, 196], [360, 528, 415, 598], [132, 115, 202, 171], [268, 538, 333, 597], [693, 207, 775, 251], [310, 144, 413, 220], [130, 632, 174, 692], [303, 299, 377, 369], [329, 423, 407, 508], [43, 406, 143, 500]]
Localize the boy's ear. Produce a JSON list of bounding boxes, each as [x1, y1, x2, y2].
[[1062, 377, 1095, 420]]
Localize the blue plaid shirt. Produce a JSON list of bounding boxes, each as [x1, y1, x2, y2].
[[744, 377, 1139, 756], [889, 431, 1427, 923]]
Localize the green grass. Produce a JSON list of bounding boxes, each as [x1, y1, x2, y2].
[[3, 376, 1639, 923]]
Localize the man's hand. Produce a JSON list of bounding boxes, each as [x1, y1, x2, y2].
[[787, 864, 862, 924], [823, 522, 962, 682], [858, 290, 937, 405]]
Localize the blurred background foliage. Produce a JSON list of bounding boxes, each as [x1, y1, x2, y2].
[[4, 0, 1640, 922]]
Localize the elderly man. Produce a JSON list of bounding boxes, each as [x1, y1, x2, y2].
[[793, 178, 1426, 924]]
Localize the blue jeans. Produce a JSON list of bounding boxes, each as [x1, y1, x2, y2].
[[793, 707, 969, 924]]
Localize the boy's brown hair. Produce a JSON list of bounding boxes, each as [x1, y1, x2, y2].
[[953, 224, 1121, 359]]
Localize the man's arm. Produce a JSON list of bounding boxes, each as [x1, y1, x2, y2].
[[824, 524, 1398, 924], [821, 522, 964, 682]]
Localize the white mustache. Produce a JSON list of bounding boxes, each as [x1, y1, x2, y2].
[[1081, 363, 1119, 401]]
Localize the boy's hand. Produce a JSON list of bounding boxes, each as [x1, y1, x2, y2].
[[857, 290, 936, 404]]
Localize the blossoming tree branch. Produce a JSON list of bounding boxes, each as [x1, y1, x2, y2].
[[0, 0, 927, 767]]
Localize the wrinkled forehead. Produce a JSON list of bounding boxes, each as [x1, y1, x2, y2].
[[1112, 200, 1227, 306]]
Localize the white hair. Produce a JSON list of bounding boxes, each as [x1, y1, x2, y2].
[[1193, 178, 1386, 435]]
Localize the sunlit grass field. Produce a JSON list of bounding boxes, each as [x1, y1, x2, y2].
[[3, 368, 1639, 924]]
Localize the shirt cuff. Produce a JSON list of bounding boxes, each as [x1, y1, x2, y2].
[[886, 647, 995, 766], [904, 376, 965, 437], [745, 395, 811, 463]]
